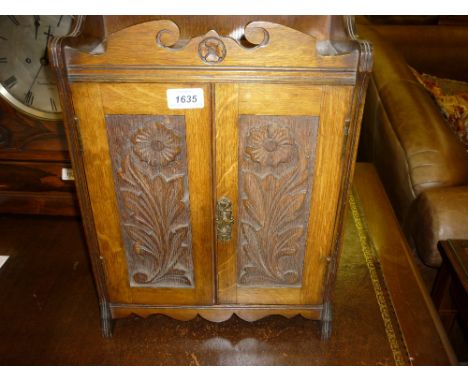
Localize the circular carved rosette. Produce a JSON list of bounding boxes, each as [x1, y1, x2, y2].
[[198, 37, 226, 64], [245, 124, 296, 171], [131, 123, 181, 168]]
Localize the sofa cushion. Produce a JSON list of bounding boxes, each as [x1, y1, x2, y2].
[[406, 186, 468, 267], [411, 67, 468, 151]]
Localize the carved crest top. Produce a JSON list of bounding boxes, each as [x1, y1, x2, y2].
[[64, 18, 364, 71]]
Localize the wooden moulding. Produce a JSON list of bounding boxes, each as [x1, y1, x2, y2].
[[64, 18, 362, 85], [110, 304, 323, 322], [0, 190, 78, 216]]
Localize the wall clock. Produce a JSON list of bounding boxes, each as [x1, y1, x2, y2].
[[0, 15, 74, 120]]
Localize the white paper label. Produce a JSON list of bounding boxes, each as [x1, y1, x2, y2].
[[61, 168, 75, 181], [167, 88, 204, 109], [0, 256, 9, 270]]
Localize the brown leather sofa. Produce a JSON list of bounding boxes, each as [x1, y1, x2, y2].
[[357, 22, 468, 268]]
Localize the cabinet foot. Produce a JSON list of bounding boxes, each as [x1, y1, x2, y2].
[[320, 302, 332, 341], [321, 319, 332, 341], [100, 303, 114, 338]]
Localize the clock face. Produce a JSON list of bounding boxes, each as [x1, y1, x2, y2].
[[0, 15, 74, 120]]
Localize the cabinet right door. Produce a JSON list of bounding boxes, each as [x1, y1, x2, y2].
[[215, 83, 353, 305]]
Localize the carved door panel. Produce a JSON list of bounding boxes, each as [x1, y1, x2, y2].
[[215, 83, 353, 305], [70, 83, 215, 306]]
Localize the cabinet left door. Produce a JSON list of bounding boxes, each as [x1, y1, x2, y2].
[[70, 83, 215, 306]]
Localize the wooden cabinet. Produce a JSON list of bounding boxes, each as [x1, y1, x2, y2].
[[51, 16, 372, 338]]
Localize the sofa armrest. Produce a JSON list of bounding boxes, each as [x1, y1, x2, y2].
[[379, 79, 468, 195], [406, 186, 468, 267]]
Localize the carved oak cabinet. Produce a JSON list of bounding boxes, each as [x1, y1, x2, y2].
[[51, 16, 372, 338]]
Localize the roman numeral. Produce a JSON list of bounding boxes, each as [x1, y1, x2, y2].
[[0, 36, 7, 41], [0, 57, 7, 64], [57, 16, 63, 27], [8, 16, 19, 26], [25, 91, 34, 106], [2, 75, 17, 89], [50, 97, 58, 111]]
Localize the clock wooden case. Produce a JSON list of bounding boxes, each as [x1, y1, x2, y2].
[[0, 15, 78, 215], [51, 15, 372, 338]]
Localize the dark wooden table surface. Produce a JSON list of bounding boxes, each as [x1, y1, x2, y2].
[[0, 163, 456, 365]]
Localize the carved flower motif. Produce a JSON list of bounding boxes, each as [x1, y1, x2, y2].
[[132, 124, 181, 167], [245, 125, 295, 167]]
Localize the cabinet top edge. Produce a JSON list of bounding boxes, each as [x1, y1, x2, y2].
[[53, 17, 371, 73]]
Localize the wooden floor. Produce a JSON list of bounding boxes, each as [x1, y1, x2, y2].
[[0, 163, 457, 365]]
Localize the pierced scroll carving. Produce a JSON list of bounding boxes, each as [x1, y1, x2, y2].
[[237, 116, 319, 287], [106, 115, 194, 288], [68, 19, 362, 73], [154, 21, 270, 65]]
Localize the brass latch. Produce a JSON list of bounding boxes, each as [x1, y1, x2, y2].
[[216, 197, 234, 241]]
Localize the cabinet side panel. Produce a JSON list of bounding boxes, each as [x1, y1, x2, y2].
[[237, 115, 319, 287], [106, 115, 195, 288]]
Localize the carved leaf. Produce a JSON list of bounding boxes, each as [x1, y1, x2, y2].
[[120, 158, 193, 287], [242, 172, 266, 228], [106, 116, 194, 288], [237, 116, 317, 287]]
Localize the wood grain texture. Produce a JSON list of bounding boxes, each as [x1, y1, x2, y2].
[[71, 82, 214, 306], [0, 161, 74, 193], [0, 190, 77, 215], [100, 16, 344, 43], [301, 86, 353, 304], [67, 67, 356, 85], [214, 82, 353, 306], [68, 20, 359, 69], [70, 83, 128, 302], [215, 83, 239, 304], [0, 98, 69, 159], [237, 115, 318, 287], [110, 305, 322, 322], [65, 18, 360, 85], [106, 115, 194, 288], [238, 84, 322, 115]]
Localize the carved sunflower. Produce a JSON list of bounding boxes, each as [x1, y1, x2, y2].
[[132, 124, 181, 167], [245, 125, 295, 168]]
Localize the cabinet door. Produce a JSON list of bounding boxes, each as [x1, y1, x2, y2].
[[215, 83, 353, 305], [71, 83, 214, 306]]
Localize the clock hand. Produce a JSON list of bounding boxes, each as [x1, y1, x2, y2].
[[24, 24, 55, 103], [25, 63, 43, 102], [34, 16, 40, 40], [42, 25, 52, 63], [26, 27, 51, 102]]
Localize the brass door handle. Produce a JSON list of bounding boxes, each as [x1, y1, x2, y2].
[[216, 197, 234, 241]]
